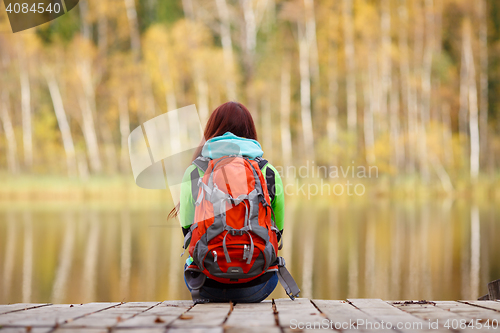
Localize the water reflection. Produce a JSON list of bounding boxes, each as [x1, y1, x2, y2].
[[0, 199, 498, 303]]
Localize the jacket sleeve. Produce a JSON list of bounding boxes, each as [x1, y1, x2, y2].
[[179, 164, 198, 229], [265, 163, 285, 231]]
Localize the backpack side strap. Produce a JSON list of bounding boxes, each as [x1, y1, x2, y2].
[[184, 264, 209, 304], [276, 257, 300, 300]]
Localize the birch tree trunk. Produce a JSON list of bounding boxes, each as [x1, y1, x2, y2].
[[118, 95, 130, 172], [409, 2, 423, 178], [280, 56, 292, 168], [398, 0, 414, 173], [45, 72, 77, 177], [242, 0, 257, 74], [343, 0, 357, 133], [459, 41, 469, 143], [182, 0, 209, 124], [120, 211, 131, 299], [78, 61, 102, 173], [470, 206, 480, 300], [363, 41, 376, 165], [304, 0, 320, 135], [242, 0, 258, 114], [124, 0, 142, 62], [304, 0, 319, 80], [0, 92, 18, 174], [22, 213, 33, 303], [421, 0, 434, 126], [83, 216, 100, 302], [463, 21, 480, 182], [477, 0, 488, 169], [442, 103, 454, 166], [240, 0, 269, 114], [51, 214, 76, 303], [215, 0, 237, 100], [2, 213, 16, 301], [327, 25, 338, 145], [19, 59, 33, 169], [379, 0, 391, 134], [298, 21, 315, 161], [390, 76, 402, 171], [417, 0, 434, 182]]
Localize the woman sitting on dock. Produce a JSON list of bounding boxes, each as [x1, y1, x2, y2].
[[170, 101, 286, 303]]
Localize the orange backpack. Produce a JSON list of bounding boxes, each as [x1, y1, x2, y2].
[[185, 155, 280, 284]]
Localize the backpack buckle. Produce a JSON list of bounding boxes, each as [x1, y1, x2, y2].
[[229, 229, 244, 236], [277, 256, 285, 267]]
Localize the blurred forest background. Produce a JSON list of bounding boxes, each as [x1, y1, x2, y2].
[[0, 0, 500, 195]]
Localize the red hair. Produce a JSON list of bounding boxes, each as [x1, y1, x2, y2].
[[169, 101, 258, 219], [191, 101, 258, 160]]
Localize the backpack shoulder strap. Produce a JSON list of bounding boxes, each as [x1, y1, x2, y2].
[[193, 156, 210, 173], [190, 168, 200, 201], [190, 157, 210, 201], [254, 156, 268, 170], [265, 167, 276, 202], [254, 157, 276, 202]]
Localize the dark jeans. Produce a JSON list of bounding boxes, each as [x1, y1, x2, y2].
[[184, 271, 279, 303]]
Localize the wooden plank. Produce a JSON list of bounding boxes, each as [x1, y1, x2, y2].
[[313, 299, 393, 332], [224, 301, 277, 328], [0, 328, 52, 333], [460, 300, 500, 312], [116, 301, 192, 328], [391, 301, 479, 332], [348, 299, 444, 333], [273, 298, 329, 330], [0, 303, 119, 327], [433, 301, 500, 321], [113, 330, 166, 333], [53, 329, 164, 333], [61, 302, 162, 328], [167, 328, 222, 333], [225, 328, 280, 333], [0, 304, 51, 315], [51, 329, 109, 333], [168, 303, 230, 328]]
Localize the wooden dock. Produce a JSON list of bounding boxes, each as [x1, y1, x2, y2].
[[1, 299, 500, 332]]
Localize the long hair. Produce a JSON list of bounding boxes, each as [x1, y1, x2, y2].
[[168, 101, 258, 220]]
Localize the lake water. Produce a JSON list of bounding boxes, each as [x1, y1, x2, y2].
[[0, 199, 498, 303]]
